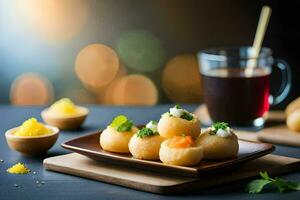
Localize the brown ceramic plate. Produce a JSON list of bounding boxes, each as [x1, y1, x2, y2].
[[62, 131, 275, 177]]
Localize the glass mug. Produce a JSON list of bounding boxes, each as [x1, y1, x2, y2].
[[198, 46, 291, 127]]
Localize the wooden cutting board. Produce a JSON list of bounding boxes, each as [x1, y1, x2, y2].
[[258, 125, 300, 147], [194, 105, 286, 127], [44, 153, 300, 194]]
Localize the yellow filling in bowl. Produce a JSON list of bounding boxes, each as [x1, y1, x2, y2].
[[14, 118, 51, 137], [48, 98, 80, 116]]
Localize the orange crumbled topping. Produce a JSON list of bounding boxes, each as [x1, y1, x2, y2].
[[168, 135, 195, 148]]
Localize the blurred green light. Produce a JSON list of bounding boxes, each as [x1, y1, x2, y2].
[[116, 30, 165, 72]]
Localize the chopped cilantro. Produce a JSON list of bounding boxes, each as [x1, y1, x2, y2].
[[210, 122, 229, 134], [137, 128, 158, 138], [117, 120, 133, 132], [212, 122, 228, 130], [175, 104, 182, 109], [110, 115, 134, 132], [168, 105, 193, 121], [180, 112, 193, 121]]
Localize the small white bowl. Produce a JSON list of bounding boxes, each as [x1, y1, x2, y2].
[[5, 125, 59, 155]]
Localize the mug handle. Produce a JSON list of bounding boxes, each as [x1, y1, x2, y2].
[[269, 59, 292, 106]]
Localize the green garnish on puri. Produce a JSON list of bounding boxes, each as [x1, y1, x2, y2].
[[175, 104, 181, 109], [180, 112, 193, 121], [110, 115, 127, 128], [110, 115, 133, 132], [117, 120, 133, 132], [212, 122, 228, 130], [137, 128, 158, 138], [246, 171, 300, 193], [209, 122, 229, 134], [169, 104, 193, 121]]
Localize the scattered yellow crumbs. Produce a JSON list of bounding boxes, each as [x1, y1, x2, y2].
[[14, 118, 51, 137], [48, 98, 79, 116], [7, 163, 30, 174]]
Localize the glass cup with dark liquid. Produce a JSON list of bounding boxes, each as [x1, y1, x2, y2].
[[198, 46, 291, 127]]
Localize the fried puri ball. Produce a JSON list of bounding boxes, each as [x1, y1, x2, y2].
[[286, 97, 300, 116], [287, 109, 300, 132], [100, 126, 138, 153], [159, 136, 203, 166], [157, 114, 200, 139], [197, 130, 239, 159], [129, 134, 165, 160]]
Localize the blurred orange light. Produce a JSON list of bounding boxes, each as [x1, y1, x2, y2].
[[75, 44, 120, 89], [97, 64, 128, 104], [10, 73, 54, 106], [15, 0, 88, 43], [97, 80, 120, 105], [162, 54, 202, 103], [87, 63, 127, 96], [110, 74, 158, 106]]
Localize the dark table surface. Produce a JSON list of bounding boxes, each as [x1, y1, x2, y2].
[[1, 105, 300, 200]]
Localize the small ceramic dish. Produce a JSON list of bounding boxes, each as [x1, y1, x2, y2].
[[41, 106, 89, 130], [5, 125, 59, 155]]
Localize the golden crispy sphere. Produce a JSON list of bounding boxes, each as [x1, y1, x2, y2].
[[157, 114, 200, 139], [287, 110, 300, 132], [159, 139, 203, 166], [197, 130, 239, 159], [129, 134, 165, 160], [286, 97, 300, 116], [100, 126, 138, 153]]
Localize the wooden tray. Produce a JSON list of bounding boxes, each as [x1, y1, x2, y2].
[[61, 131, 274, 177], [44, 153, 300, 194]]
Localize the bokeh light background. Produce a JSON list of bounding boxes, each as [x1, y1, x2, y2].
[[0, 0, 277, 106]]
